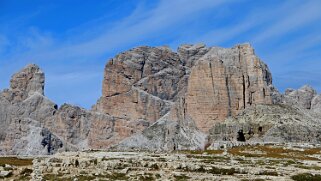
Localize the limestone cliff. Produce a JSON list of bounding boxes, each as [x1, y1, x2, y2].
[[0, 65, 127, 155], [95, 44, 274, 137], [0, 65, 62, 155], [104, 44, 280, 151], [183, 44, 274, 132], [107, 44, 320, 151], [93, 46, 185, 136], [0, 43, 320, 155]]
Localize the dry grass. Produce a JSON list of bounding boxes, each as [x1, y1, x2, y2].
[[228, 146, 321, 160], [295, 165, 321, 170], [0, 157, 33, 166], [180, 149, 224, 155]]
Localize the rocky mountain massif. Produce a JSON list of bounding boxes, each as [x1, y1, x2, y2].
[[0, 43, 320, 155]]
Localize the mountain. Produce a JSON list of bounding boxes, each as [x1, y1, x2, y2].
[[0, 43, 320, 155]]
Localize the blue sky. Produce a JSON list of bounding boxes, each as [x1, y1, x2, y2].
[[1, 0, 321, 109]]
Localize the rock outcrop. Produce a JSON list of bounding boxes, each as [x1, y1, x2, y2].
[[208, 84, 321, 146], [284, 85, 317, 109], [183, 44, 274, 132], [8, 64, 45, 102], [311, 94, 321, 112], [44, 104, 127, 151], [209, 104, 321, 146], [0, 65, 133, 155], [93, 46, 186, 135], [0, 65, 62, 155], [114, 113, 207, 151]]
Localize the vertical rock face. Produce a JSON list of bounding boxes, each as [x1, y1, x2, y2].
[[94, 46, 188, 137], [311, 94, 321, 112], [184, 44, 273, 132], [102, 43, 277, 151], [96, 44, 274, 137], [45, 104, 126, 151], [0, 64, 53, 135], [0, 64, 61, 155]]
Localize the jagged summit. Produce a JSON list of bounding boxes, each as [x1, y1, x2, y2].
[[8, 64, 45, 102]]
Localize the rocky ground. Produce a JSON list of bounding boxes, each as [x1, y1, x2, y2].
[[1, 144, 321, 181]]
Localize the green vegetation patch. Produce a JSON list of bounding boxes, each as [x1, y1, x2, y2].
[[183, 165, 246, 175], [291, 173, 321, 181], [174, 174, 191, 181], [104, 172, 128, 180], [295, 165, 321, 170]]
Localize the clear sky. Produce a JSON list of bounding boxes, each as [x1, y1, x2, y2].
[[1, 0, 320, 109]]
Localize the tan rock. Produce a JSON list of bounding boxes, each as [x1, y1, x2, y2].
[[9, 64, 45, 102], [95, 44, 274, 136], [184, 44, 273, 132], [94, 46, 186, 139]]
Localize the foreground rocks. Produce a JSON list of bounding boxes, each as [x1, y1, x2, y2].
[[27, 145, 321, 180], [1, 145, 320, 180]]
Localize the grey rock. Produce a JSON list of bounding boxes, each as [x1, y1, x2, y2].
[[1, 118, 63, 155], [311, 94, 321, 113], [284, 85, 317, 109], [9, 64, 45, 102], [95, 43, 277, 151], [45, 104, 121, 151], [178, 43, 209, 67], [1, 44, 321, 155], [0, 170, 12, 177], [114, 113, 206, 151], [0, 64, 135, 155], [0, 65, 63, 155], [209, 104, 321, 144]]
